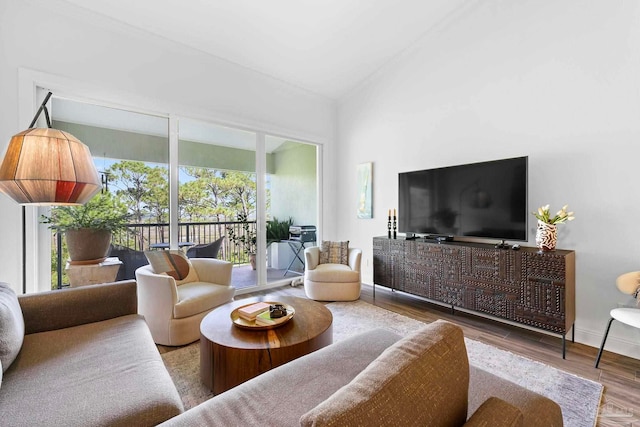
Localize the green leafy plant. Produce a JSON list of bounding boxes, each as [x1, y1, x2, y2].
[[227, 212, 257, 255], [266, 217, 293, 243], [40, 192, 130, 232], [533, 204, 575, 225]]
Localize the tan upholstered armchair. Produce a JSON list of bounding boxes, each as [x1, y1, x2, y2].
[[135, 258, 234, 346], [304, 246, 361, 301]]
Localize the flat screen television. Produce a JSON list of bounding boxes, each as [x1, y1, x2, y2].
[[398, 156, 528, 241]]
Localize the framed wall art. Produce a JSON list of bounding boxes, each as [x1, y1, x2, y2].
[[356, 162, 373, 219]]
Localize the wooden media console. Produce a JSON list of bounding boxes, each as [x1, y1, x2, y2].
[[372, 237, 575, 358]]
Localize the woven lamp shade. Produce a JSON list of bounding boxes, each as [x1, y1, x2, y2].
[[0, 128, 101, 205]]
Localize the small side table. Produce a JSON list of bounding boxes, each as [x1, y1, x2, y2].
[[282, 240, 315, 277], [65, 257, 123, 287]]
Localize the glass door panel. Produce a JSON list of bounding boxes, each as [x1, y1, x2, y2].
[[265, 136, 318, 286], [47, 98, 169, 289], [178, 118, 258, 289]]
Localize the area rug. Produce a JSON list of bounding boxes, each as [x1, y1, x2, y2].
[[161, 343, 214, 409], [162, 299, 603, 427]]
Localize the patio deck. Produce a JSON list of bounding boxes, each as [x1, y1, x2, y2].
[[232, 264, 304, 290]]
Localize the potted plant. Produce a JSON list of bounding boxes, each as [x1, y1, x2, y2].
[[227, 212, 257, 269], [266, 217, 294, 269], [266, 217, 293, 244], [41, 192, 130, 264]]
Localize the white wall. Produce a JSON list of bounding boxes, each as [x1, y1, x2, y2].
[[337, 0, 640, 359], [0, 0, 336, 293]]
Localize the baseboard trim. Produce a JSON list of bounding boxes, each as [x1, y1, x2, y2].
[[575, 327, 640, 361]]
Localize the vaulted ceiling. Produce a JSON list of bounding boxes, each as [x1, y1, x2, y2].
[[61, 0, 470, 99]]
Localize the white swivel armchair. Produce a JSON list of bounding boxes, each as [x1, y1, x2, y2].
[[135, 258, 234, 346], [304, 246, 362, 301]]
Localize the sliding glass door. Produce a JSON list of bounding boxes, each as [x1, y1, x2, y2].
[[176, 121, 319, 290], [37, 96, 319, 292], [265, 136, 318, 286], [178, 118, 258, 289]]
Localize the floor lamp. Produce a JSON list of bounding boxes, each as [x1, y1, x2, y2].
[[0, 92, 101, 293]]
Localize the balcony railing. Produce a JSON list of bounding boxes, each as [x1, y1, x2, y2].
[[53, 221, 257, 288]]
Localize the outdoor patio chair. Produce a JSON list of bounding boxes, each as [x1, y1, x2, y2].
[[186, 236, 225, 259], [109, 244, 149, 281]]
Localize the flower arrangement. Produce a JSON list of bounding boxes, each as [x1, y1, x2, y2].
[[533, 204, 575, 225]]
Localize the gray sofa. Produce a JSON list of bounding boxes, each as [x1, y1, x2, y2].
[[161, 320, 563, 427], [0, 280, 183, 426]]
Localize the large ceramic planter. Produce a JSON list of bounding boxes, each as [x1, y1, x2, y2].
[[535, 220, 557, 252], [267, 241, 296, 269], [66, 228, 112, 264]]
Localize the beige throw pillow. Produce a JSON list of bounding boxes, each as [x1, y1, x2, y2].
[[319, 241, 349, 265], [144, 250, 199, 284], [300, 320, 470, 427]]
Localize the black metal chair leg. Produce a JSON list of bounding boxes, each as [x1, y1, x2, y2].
[[595, 317, 615, 368]]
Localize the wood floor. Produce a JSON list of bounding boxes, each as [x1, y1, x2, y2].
[[162, 283, 640, 426]]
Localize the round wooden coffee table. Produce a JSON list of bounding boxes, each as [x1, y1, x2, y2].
[[200, 295, 333, 394]]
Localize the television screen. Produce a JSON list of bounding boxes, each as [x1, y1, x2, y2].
[[398, 156, 528, 241]]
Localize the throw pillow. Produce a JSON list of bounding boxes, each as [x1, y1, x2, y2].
[[300, 320, 469, 427], [144, 250, 199, 284], [0, 283, 25, 373], [319, 241, 349, 265]]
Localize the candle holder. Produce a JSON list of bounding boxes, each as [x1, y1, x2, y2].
[[387, 216, 392, 239], [393, 216, 397, 239]]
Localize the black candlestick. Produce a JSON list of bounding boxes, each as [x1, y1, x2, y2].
[[393, 216, 397, 239], [387, 216, 392, 238]]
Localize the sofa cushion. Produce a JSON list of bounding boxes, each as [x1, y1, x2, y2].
[[300, 320, 469, 427], [145, 250, 199, 284], [306, 263, 360, 283], [159, 328, 402, 427], [465, 397, 523, 427], [319, 241, 349, 265], [174, 282, 234, 319], [19, 280, 138, 335], [1, 314, 183, 426], [0, 283, 24, 373]]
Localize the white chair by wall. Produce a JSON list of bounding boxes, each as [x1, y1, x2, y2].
[[304, 245, 361, 301], [135, 258, 234, 346], [594, 271, 640, 368]]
